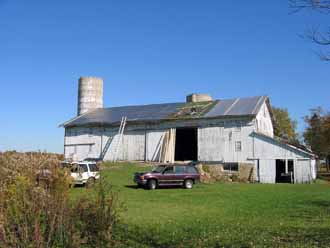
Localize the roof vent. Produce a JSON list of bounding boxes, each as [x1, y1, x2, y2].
[[186, 93, 212, 103]]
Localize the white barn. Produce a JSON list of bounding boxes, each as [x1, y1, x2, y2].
[[61, 77, 316, 183]]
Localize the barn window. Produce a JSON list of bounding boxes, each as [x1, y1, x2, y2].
[[223, 163, 239, 172], [88, 144, 92, 153], [235, 141, 242, 152]]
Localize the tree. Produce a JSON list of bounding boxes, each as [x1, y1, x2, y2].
[[272, 106, 299, 142], [303, 107, 330, 169], [290, 0, 330, 61]]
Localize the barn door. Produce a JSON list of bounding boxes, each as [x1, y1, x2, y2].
[[295, 159, 312, 183]]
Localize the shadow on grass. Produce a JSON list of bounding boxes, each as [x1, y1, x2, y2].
[[306, 200, 330, 208], [124, 184, 187, 190], [124, 185, 140, 189], [288, 199, 330, 222]]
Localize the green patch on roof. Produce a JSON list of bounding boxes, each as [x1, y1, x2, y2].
[[168, 100, 219, 119]]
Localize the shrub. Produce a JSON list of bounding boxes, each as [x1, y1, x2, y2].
[[73, 180, 120, 248], [0, 152, 121, 248]]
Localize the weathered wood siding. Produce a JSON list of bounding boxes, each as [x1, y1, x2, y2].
[[102, 130, 119, 161], [311, 159, 317, 180], [256, 102, 274, 137], [146, 130, 166, 161], [198, 127, 225, 161], [102, 129, 145, 161], [198, 121, 255, 162], [64, 127, 103, 160], [122, 131, 145, 161], [258, 159, 276, 183], [65, 117, 255, 162], [295, 159, 312, 183]]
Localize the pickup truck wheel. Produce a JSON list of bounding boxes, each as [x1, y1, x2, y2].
[[184, 179, 193, 189], [147, 179, 157, 190], [86, 177, 95, 188]]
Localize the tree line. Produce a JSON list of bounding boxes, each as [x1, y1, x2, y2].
[[272, 106, 330, 168]]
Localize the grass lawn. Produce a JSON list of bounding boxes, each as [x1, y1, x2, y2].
[[71, 163, 330, 247]]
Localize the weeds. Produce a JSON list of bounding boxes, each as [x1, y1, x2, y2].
[[0, 151, 121, 248]]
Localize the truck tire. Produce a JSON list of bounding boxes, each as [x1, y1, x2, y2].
[[147, 179, 157, 190], [184, 179, 193, 189], [86, 177, 95, 188]]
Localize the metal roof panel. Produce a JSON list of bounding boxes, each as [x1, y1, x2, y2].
[[63, 102, 186, 127], [61, 96, 268, 127], [204, 96, 266, 117]]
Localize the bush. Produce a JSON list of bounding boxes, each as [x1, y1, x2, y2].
[[0, 152, 121, 248], [73, 180, 120, 248]]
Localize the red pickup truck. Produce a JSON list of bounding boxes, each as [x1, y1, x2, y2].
[[134, 164, 200, 190]]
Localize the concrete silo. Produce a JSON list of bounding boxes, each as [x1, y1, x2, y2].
[[77, 77, 103, 115]]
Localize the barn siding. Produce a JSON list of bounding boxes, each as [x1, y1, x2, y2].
[[256, 102, 274, 137], [122, 131, 145, 161], [258, 159, 276, 183], [65, 127, 103, 160], [146, 130, 166, 161], [311, 159, 317, 180], [101, 129, 145, 161], [295, 159, 312, 183], [198, 122, 254, 162], [102, 129, 118, 161], [65, 117, 256, 162], [198, 127, 224, 161]]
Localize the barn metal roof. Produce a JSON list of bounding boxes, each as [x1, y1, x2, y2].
[[205, 96, 267, 117], [61, 95, 268, 127]]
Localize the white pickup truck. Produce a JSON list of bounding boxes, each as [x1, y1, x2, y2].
[[70, 162, 100, 187]]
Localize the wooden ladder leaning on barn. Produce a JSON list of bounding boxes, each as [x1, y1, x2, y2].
[[99, 116, 127, 161]]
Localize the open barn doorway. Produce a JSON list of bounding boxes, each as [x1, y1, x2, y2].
[[276, 159, 294, 183], [175, 128, 198, 161]]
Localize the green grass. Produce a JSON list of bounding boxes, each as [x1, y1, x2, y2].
[[71, 163, 330, 247]]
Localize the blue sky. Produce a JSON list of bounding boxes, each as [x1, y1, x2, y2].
[[0, 0, 329, 153]]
